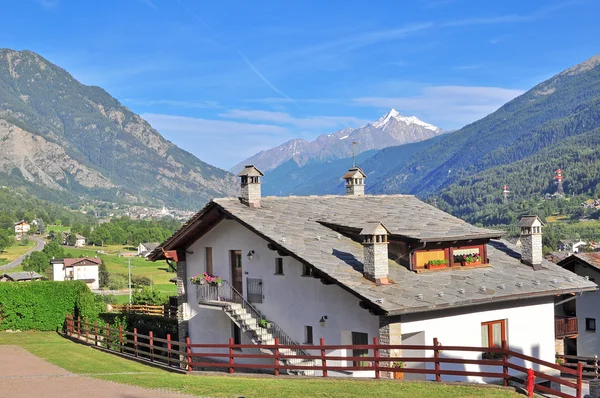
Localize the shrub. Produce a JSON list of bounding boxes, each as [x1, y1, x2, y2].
[[107, 273, 127, 290], [133, 287, 167, 305], [100, 312, 177, 340], [0, 281, 103, 331], [131, 275, 151, 287]]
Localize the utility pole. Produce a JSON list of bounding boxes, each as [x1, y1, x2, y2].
[[128, 257, 132, 305]]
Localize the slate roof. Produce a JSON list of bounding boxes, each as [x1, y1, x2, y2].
[[559, 252, 600, 270], [151, 195, 596, 315], [238, 165, 264, 177], [343, 167, 367, 179], [518, 215, 544, 227], [3, 271, 43, 281]]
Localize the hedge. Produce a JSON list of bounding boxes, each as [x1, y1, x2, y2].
[[100, 312, 177, 339], [0, 281, 104, 331]]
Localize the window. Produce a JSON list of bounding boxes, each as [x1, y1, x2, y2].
[[304, 326, 313, 344], [351, 331, 369, 367], [481, 320, 506, 359], [302, 263, 312, 277], [232, 322, 242, 346], [275, 258, 284, 275], [205, 247, 213, 275], [586, 318, 596, 331]]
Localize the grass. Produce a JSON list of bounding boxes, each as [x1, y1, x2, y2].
[[65, 245, 177, 295], [46, 224, 71, 233], [0, 239, 35, 266], [0, 332, 519, 398]]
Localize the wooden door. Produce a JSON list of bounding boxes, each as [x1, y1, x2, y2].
[[230, 250, 243, 294]]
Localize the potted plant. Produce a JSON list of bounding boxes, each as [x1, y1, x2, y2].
[[189, 273, 206, 285], [393, 361, 405, 380], [425, 259, 448, 270], [259, 318, 272, 329], [463, 253, 481, 266], [556, 357, 565, 365]]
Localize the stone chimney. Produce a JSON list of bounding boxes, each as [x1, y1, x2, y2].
[[360, 222, 391, 285], [518, 215, 544, 270], [343, 167, 367, 196], [238, 165, 264, 208]]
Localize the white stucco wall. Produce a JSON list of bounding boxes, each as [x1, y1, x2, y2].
[[52, 263, 99, 290], [401, 297, 557, 382], [574, 264, 600, 357], [185, 219, 379, 373]]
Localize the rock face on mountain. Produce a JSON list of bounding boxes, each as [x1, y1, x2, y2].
[[230, 109, 443, 174], [0, 49, 236, 208]]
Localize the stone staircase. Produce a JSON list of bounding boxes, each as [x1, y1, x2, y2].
[[224, 303, 316, 376]]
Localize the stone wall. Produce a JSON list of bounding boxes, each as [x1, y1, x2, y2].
[[241, 182, 261, 207], [379, 316, 402, 378], [363, 242, 388, 280], [521, 233, 542, 265], [346, 183, 364, 196]]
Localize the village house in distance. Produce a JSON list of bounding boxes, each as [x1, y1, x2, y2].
[[150, 165, 596, 381], [51, 257, 101, 290]]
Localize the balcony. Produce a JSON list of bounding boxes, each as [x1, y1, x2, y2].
[[555, 316, 578, 338]]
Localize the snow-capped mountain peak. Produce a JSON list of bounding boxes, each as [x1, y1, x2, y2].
[[372, 108, 440, 132]]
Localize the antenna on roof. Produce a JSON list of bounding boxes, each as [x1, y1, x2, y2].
[[351, 141, 359, 168]]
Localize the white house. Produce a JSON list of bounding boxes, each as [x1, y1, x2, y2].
[[149, 165, 595, 381], [74, 234, 86, 247], [138, 242, 160, 257], [558, 253, 600, 357], [14, 221, 30, 235], [51, 257, 101, 290], [557, 240, 587, 253]]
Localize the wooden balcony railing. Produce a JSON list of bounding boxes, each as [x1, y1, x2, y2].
[[555, 317, 578, 338]]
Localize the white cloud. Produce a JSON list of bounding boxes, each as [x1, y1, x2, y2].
[[142, 113, 292, 169], [218, 109, 370, 129], [124, 99, 221, 109], [353, 86, 525, 128]]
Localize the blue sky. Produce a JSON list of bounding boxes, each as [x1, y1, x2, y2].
[[3, 0, 600, 169]]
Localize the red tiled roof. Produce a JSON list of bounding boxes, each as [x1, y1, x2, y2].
[[62, 258, 102, 267]]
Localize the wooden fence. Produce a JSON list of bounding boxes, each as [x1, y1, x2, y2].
[[109, 304, 177, 318], [557, 353, 600, 378], [65, 315, 583, 398]]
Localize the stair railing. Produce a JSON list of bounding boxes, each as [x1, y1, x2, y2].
[[196, 281, 310, 358]]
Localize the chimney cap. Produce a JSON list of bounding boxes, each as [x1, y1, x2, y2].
[[343, 167, 367, 179], [518, 215, 545, 227], [238, 165, 264, 177], [359, 221, 391, 236]]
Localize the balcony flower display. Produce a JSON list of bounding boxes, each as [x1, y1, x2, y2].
[[425, 259, 448, 270], [463, 253, 481, 266], [190, 272, 223, 286]]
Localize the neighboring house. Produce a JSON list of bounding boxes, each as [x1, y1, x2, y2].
[[74, 234, 86, 247], [63, 233, 86, 247], [138, 242, 160, 257], [149, 165, 595, 381], [0, 271, 43, 282], [14, 221, 30, 235], [50, 257, 101, 290], [558, 253, 600, 357], [557, 240, 587, 253]]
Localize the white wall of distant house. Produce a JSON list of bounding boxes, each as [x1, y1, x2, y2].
[[400, 297, 556, 383], [573, 263, 600, 357], [185, 219, 379, 375], [52, 263, 99, 290]]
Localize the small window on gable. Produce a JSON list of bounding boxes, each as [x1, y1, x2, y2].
[[275, 258, 284, 275], [586, 318, 596, 331], [302, 263, 312, 277]]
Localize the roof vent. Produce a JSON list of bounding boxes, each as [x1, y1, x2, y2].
[[416, 293, 424, 300], [516, 282, 523, 288], [458, 288, 466, 294]]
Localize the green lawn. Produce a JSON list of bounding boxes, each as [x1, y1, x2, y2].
[[0, 332, 519, 398], [65, 245, 176, 295], [0, 239, 36, 266], [46, 224, 70, 233]]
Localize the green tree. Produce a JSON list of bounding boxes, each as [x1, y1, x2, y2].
[[0, 229, 12, 253], [22, 251, 50, 274], [132, 287, 167, 305], [42, 241, 64, 260], [98, 263, 109, 289]]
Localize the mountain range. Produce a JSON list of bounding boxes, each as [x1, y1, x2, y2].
[[230, 109, 444, 174], [258, 54, 600, 226], [0, 49, 236, 209]]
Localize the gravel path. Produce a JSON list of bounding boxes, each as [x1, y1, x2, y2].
[[0, 346, 197, 398]]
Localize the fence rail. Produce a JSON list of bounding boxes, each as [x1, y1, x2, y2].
[[557, 353, 600, 378], [109, 304, 177, 318], [65, 315, 583, 398]]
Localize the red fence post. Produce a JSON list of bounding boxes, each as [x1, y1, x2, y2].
[[77, 316, 81, 339], [501, 340, 509, 387], [320, 337, 328, 378], [229, 337, 235, 374], [94, 320, 98, 347], [186, 337, 192, 372], [167, 334, 171, 366], [119, 325, 124, 353], [373, 336, 380, 379], [149, 331, 154, 362], [526, 368, 535, 398], [105, 323, 110, 350], [84, 318, 89, 343], [274, 338, 280, 377], [433, 337, 441, 382], [133, 328, 138, 357], [577, 362, 583, 398]]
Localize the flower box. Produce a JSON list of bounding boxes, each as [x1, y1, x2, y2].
[[465, 260, 481, 266], [425, 263, 447, 270], [190, 272, 223, 286]]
